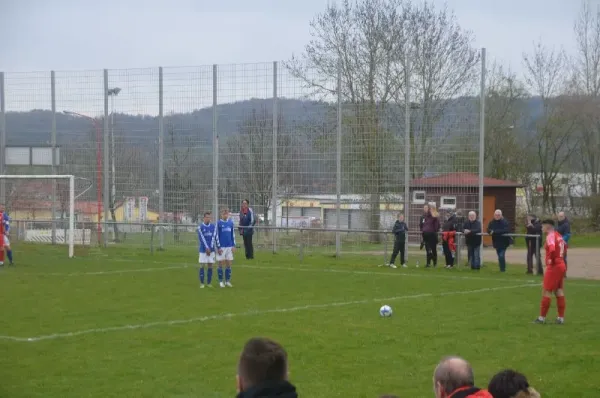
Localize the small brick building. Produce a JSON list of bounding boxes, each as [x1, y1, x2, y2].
[[408, 173, 523, 245]]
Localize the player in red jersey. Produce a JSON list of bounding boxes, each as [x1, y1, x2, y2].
[[534, 219, 567, 325]]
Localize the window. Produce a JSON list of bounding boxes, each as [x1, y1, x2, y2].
[[412, 190, 426, 204], [440, 196, 457, 210]]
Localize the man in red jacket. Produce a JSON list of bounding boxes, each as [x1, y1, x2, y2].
[[433, 356, 492, 398]]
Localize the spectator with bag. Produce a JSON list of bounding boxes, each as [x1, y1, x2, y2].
[[421, 204, 440, 268], [441, 211, 457, 269], [525, 215, 543, 275]]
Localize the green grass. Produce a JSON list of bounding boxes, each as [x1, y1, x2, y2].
[[1, 244, 600, 397]]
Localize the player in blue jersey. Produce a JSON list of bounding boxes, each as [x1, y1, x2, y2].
[[216, 208, 235, 288], [197, 211, 216, 288], [0, 206, 13, 266]]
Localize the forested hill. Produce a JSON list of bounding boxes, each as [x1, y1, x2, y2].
[[3, 96, 543, 147]]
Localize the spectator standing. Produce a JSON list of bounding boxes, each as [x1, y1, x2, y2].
[[463, 211, 482, 270], [487, 210, 511, 272], [420, 205, 427, 250], [525, 215, 543, 275], [433, 356, 493, 398], [487, 369, 540, 398], [388, 213, 408, 269], [441, 212, 457, 269], [236, 337, 298, 398], [557, 211, 571, 271], [422, 204, 441, 268], [239, 199, 256, 260]]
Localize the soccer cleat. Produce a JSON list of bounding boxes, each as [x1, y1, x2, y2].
[[206, 284, 213, 288], [389, 264, 397, 269], [225, 282, 233, 287], [533, 317, 546, 324], [447, 265, 454, 269], [200, 284, 205, 289], [402, 264, 407, 268], [555, 318, 565, 325], [219, 282, 225, 288]]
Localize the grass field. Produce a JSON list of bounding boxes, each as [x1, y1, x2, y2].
[[1, 244, 600, 397]]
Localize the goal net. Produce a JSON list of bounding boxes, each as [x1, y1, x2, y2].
[[0, 175, 87, 258]]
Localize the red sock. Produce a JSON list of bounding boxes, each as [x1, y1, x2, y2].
[[0, 250, 4, 263], [540, 296, 551, 318], [557, 296, 566, 318]]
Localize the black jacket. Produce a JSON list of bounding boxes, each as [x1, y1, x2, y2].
[[392, 220, 408, 241], [525, 218, 542, 245], [557, 218, 571, 243], [419, 215, 426, 232], [463, 219, 482, 247], [442, 215, 457, 232], [487, 218, 511, 249], [237, 381, 298, 398]]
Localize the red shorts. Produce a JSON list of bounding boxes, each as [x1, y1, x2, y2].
[[543, 265, 566, 291]]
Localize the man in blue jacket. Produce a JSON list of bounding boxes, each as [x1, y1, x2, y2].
[[239, 199, 256, 260], [487, 209, 511, 272]]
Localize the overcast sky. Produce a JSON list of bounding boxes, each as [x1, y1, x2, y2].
[[0, 0, 582, 113]]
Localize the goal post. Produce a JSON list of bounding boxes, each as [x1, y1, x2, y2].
[[0, 174, 75, 258]]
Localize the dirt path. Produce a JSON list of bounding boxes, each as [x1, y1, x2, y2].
[[349, 248, 600, 280]]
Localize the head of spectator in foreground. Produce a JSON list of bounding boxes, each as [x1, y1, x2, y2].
[[468, 211, 477, 222], [487, 369, 540, 398], [433, 356, 491, 398], [494, 209, 503, 221], [236, 337, 297, 397], [541, 218, 555, 234]]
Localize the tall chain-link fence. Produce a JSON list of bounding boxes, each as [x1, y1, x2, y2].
[[0, 52, 489, 257]]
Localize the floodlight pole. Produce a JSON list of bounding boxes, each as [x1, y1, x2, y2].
[[107, 87, 120, 239], [64, 111, 103, 245]]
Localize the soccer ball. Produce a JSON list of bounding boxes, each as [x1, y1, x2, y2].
[[379, 305, 392, 317]]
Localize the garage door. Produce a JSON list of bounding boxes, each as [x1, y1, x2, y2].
[[324, 209, 349, 230], [349, 210, 369, 230], [282, 207, 302, 217], [301, 207, 321, 219]]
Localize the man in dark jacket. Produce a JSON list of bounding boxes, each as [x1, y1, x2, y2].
[[239, 199, 256, 260], [441, 212, 457, 268], [487, 209, 511, 272], [388, 213, 408, 268], [463, 211, 482, 270], [525, 215, 543, 275], [422, 205, 441, 268], [433, 356, 493, 398], [236, 337, 298, 398], [557, 211, 571, 271]]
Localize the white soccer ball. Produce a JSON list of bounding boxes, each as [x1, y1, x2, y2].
[[379, 305, 393, 317]]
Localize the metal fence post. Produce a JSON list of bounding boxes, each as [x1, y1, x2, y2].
[[535, 234, 541, 274], [212, 64, 219, 222], [404, 57, 411, 261], [0, 72, 5, 206], [51, 71, 57, 245], [335, 59, 342, 258], [272, 61, 278, 254], [103, 69, 110, 248], [478, 48, 486, 254], [158, 67, 165, 251]]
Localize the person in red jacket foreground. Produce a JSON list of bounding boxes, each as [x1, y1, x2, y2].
[[534, 219, 567, 325], [433, 356, 492, 398]]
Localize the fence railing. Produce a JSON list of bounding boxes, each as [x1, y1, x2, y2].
[[11, 219, 541, 264]]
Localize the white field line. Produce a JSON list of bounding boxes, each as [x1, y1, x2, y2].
[[13, 259, 600, 287], [0, 283, 535, 343]]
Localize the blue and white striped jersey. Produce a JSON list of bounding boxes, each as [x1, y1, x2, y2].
[[197, 223, 216, 252]]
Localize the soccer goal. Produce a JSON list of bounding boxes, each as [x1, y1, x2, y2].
[[0, 174, 81, 258]]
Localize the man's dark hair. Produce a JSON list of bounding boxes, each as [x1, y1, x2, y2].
[[487, 369, 530, 398], [242, 199, 250, 205], [238, 337, 288, 389], [434, 356, 474, 395], [203, 211, 211, 217], [542, 219, 555, 226]]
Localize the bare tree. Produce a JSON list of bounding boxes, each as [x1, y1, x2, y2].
[[286, 0, 477, 239], [573, 0, 600, 223], [484, 63, 532, 181], [407, 2, 480, 178], [223, 107, 296, 226], [523, 42, 579, 213]]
